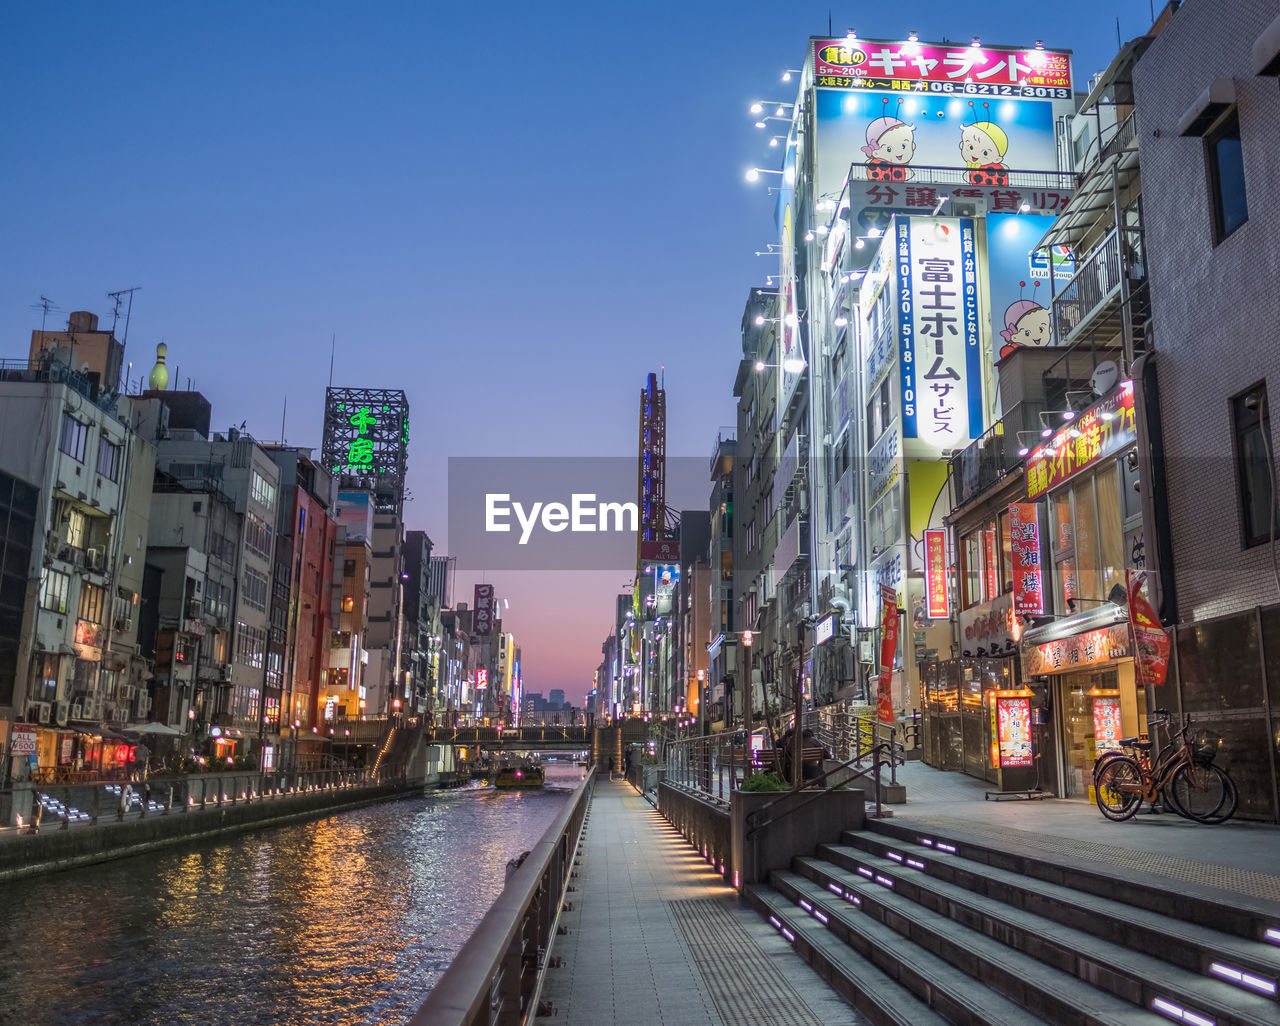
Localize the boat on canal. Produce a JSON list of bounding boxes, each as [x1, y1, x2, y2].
[[493, 759, 544, 789]]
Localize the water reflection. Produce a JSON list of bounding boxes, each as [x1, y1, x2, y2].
[[0, 765, 582, 1024]]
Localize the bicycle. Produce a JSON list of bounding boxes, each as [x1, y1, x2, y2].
[[1093, 711, 1236, 824]]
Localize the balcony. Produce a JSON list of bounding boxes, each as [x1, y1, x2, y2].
[[774, 512, 810, 583], [1051, 228, 1122, 347], [846, 162, 1076, 195], [948, 407, 1041, 511]]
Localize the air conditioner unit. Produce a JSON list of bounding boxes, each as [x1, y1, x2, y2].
[[33, 701, 52, 723], [114, 616, 133, 632], [112, 707, 129, 723], [82, 697, 101, 720], [55, 700, 69, 725], [58, 544, 74, 563], [135, 693, 151, 718], [86, 547, 105, 572], [220, 663, 234, 681], [71, 701, 83, 720], [118, 685, 135, 702]]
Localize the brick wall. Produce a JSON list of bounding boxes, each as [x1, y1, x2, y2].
[[1134, 0, 1280, 622]]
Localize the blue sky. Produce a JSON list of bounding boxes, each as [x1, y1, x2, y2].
[[0, 0, 1159, 699]]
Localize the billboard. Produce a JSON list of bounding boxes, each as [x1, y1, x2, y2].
[[1025, 380, 1136, 499], [473, 583, 495, 638], [894, 216, 982, 450], [985, 213, 1074, 361], [321, 387, 409, 507], [810, 38, 1075, 215]]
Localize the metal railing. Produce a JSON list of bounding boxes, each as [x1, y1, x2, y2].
[[846, 163, 1077, 193], [1051, 227, 1122, 346], [6, 768, 383, 834], [410, 768, 595, 1026], [663, 731, 753, 805]]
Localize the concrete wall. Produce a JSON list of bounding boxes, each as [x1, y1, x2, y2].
[[731, 788, 865, 887], [1134, 0, 1280, 622], [656, 782, 733, 882], [0, 782, 411, 882]]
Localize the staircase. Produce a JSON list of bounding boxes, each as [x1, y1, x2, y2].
[[745, 818, 1280, 1026], [370, 725, 397, 777]]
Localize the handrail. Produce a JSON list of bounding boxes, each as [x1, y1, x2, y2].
[[410, 767, 595, 1026], [744, 728, 905, 840]]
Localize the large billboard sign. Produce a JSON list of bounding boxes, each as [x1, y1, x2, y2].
[[894, 216, 982, 450], [810, 38, 1074, 210], [473, 583, 495, 638], [985, 213, 1074, 362], [1025, 380, 1136, 499], [321, 387, 409, 507]]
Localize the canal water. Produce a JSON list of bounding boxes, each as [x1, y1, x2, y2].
[[0, 763, 584, 1025]]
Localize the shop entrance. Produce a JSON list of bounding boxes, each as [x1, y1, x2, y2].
[[1054, 665, 1146, 799]]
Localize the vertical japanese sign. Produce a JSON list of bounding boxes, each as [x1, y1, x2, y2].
[[877, 585, 899, 724], [924, 529, 949, 619], [1008, 503, 1044, 616], [473, 583, 495, 638], [1127, 569, 1170, 686], [476, 668, 489, 690], [895, 216, 981, 450], [982, 529, 999, 601]]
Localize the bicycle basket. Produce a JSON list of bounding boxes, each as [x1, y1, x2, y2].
[[1192, 732, 1221, 766]]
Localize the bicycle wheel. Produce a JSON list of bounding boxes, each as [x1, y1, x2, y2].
[[1170, 763, 1231, 822], [1095, 757, 1143, 821]]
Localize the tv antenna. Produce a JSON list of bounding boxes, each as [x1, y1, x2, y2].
[[30, 295, 61, 333], [107, 286, 141, 343]]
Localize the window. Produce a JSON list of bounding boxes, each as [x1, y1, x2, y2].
[[40, 569, 70, 614], [59, 414, 87, 462], [1207, 111, 1247, 242], [65, 508, 88, 549], [250, 469, 276, 511], [96, 437, 121, 481], [245, 511, 272, 561], [78, 582, 105, 624], [242, 566, 269, 612], [1232, 385, 1276, 548], [343, 558, 356, 578], [865, 377, 892, 444], [235, 621, 266, 669]]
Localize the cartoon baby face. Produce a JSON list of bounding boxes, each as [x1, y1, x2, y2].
[[1012, 307, 1052, 347], [961, 125, 998, 165], [873, 123, 916, 164]]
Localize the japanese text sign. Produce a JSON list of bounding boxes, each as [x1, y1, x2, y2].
[[994, 696, 1033, 767], [1008, 502, 1044, 616], [813, 39, 1071, 93], [1025, 381, 1136, 499], [1022, 625, 1131, 676], [473, 583, 495, 638], [895, 216, 982, 450], [476, 669, 488, 690], [1127, 570, 1170, 686], [924, 529, 949, 619]]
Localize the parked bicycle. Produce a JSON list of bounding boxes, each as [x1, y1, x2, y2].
[[1093, 709, 1237, 824]]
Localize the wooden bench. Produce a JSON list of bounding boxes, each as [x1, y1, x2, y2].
[[754, 746, 828, 773]]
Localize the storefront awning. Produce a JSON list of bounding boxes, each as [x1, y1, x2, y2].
[[1022, 604, 1128, 647]]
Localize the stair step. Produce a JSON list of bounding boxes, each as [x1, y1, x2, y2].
[[806, 848, 1278, 1026], [865, 818, 1280, 945], [840, 829, 1280, 987], [775, 869, 1172, 1026], [745, 882, 956, 1026]]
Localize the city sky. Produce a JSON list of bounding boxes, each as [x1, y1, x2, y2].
[[0, 1, 1155, 702]]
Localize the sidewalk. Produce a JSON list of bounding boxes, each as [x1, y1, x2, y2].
[[890, 760, 1280, 904], [538, 777, 866, 1026]]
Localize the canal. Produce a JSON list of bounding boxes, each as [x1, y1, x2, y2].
[[0, 763, 585, 1025]]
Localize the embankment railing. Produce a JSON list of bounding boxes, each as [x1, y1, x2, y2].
[[410, 766, 595, 1026]]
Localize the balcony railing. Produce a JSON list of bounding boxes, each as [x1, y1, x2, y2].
[[846, 163, 1077, 193], [948, 405, 1043, 510], [1051, 227, 1122, 346]]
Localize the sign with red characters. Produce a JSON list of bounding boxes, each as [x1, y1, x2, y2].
[[924, 529, 949, 619], [1127, 570, 1171, 686], [1008, 503, 1044, 616]]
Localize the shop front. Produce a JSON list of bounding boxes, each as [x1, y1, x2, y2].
[[1021, 608, 1144, 799]]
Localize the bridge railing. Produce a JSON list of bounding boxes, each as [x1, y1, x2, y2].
[[410, 766, 595, 1026]]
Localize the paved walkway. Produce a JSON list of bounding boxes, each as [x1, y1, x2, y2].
[[889, 760, 1280, 906], [538, 777, 865, 1025]]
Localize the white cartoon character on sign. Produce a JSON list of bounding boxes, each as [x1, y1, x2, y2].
[[998, 281, 1052, 359], [961, 101, 1010, 186], [862, 98, 916, 182]]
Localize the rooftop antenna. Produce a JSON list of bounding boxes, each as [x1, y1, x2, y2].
[[107, 286, 141, 343], [281, 395, 287, 445], [30, 295, 60, 333], [328, 333, 336, 388]]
